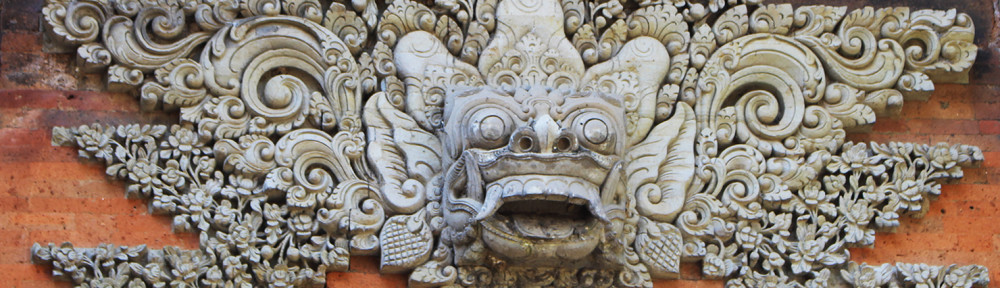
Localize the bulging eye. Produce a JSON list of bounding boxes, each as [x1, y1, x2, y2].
[[582, 118, 609, 144], [479, 115, 506, 141], [468, 108, 514, 149], [572, 113, 616, 154]]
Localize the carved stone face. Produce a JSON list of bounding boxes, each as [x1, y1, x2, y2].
[[440, 86, 630, 266], [385, 0, 692, 271]]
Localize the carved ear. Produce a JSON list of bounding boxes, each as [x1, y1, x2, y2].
[[394, 31, 483, 130], [624, 102, 696, 222], [581, 37, 670, 146]]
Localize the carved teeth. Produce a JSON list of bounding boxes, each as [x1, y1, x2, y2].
[[476, 175, 609, 223]]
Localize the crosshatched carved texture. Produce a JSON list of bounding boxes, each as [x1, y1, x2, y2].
[[30, 0, 990, 287]]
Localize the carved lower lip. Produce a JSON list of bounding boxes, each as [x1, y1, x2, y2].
[[480, 211, 603, 251], [478, 199, 604, 260]]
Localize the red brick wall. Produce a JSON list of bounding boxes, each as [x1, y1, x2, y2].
[[1, 1, 199, 286], [0, 0, 997, 287]]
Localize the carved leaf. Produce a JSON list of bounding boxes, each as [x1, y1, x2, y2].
[[380, 210, 434, 273], [635, 218, 683, 278]]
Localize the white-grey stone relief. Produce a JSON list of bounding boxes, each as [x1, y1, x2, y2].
[[32, 0, 989, 286]]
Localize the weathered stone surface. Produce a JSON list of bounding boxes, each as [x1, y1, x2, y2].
[[27, 0, 992, 287]]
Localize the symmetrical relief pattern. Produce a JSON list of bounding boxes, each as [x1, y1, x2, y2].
[[33, 0, 989, 287]]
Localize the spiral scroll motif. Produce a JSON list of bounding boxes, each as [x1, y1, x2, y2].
[[697, 34, 824, 157]]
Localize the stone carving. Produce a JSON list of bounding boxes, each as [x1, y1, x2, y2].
[[33, 0, 989, 287]]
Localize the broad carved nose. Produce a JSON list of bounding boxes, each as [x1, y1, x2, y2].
[[510, 115, 578, 153]]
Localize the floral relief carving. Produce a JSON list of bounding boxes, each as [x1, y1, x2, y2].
[[33, 0, 989, 287]]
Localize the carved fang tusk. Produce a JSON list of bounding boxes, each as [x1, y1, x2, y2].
[[588, 194, 611, 224], [475, 185, 504, 221]]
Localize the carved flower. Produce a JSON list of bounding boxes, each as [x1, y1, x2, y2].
[[194, 156, 217, 180], [702, 253, 729, 278], [87, 277, 124, 288], [927, 143, 959, 171], [228, 173, 258, 196], [212, 200, 238, 228], [822, 175, 846, 195], [160, 124, 210, 162], [160, 159, 186, 188], [51, 244, 86, 282], [898, 263, 939, 286], [223, 256, 246, 279], [791, 238, 824, 273], [854, 266, 879, 288], [264, 203, 287, 224], [168, 264, 200, 286], [762, 248, 785, 272], [795, 181, 836, 216], [805, 268, 832, 288], [841, 199, 875, 245], [841, 199, 875, 246], [898, 179, 924, 211], [263, 203, 287, 244], [267, 263, 297, 287], [727, 271, 792, 288], [142, 263, 165, 283], [289, 211, 317, 238], [179, 188, 214, 232], [842, 262, 894, 288], [126, 155, 163, 197], [735, 225, 762, 250], [202, 266, 223, 286], [829, 143, 886, 175], [873, 199, 902, 229], [76, 125, 115, 163], [116, 124, 160, 144], [943, 266, 986, 287], [785, 220, 846, 275], [229, 222, 254, 251], [90, 243, 130, 270], [945, 273, 971, 287], [127, 279, 147, 288]]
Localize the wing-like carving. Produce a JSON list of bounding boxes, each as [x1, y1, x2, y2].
[[365, 92, 444, 214], [394, 31, 483, 130], [582, 37, 671, 145], [625, 103, 696, 222]]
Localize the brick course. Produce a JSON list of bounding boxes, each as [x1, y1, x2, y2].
[[1, 0, 998, 287]]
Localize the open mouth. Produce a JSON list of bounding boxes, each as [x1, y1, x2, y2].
[[476, 175, 607, 240], [495, 199, 592, 239], [439, 150, 627, 263]]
